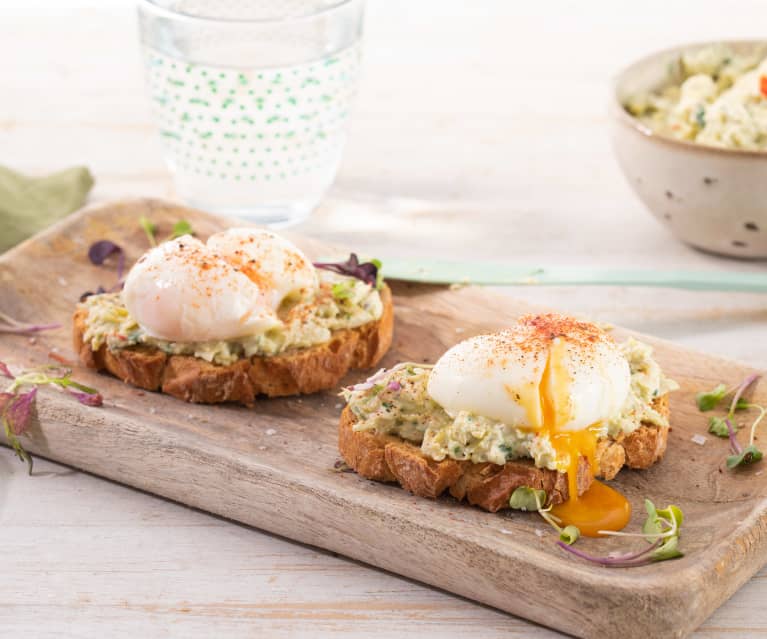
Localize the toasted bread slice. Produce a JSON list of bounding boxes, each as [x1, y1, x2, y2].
[[338, 393, 670, 512], [74, 285, 394, 404]]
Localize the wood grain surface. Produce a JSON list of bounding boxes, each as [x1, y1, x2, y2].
[[1, 199, 766, 639]]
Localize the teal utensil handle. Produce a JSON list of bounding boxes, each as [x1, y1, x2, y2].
[[376, 259, 767, 293]]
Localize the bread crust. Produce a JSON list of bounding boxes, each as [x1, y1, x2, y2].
[[338, 394, 671, 513], [74, 285, 394, 404], [596, 394, 670, 479]]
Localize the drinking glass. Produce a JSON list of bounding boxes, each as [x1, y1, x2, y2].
[[137, 0, 365, 226]]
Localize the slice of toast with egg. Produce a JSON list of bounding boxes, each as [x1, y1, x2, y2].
[[74, 229, 393, 404], [338, 314, 677, 535], [339, 395, 668, 511]]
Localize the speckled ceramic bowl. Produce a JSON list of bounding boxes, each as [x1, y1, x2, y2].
[[611, 40, 767, 259]]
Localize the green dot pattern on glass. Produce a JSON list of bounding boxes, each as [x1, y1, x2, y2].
[[144, 44, 361, 183]]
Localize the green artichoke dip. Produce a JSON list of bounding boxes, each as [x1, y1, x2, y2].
[[625, 44, 767, 150]]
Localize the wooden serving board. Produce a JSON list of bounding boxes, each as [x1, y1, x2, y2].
[[2, 199, 766, 639]]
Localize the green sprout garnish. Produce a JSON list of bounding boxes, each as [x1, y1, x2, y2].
[[509, 486, 546, 511], [559, 525, 580, 545], [508, 486, 580, 545], [370, 258, 384, 290], [138, 216, 158, 247], [506, 487, 685, 567], [727, 444, 763, 469], [169, 219, 194, 240], [697, 374, 764, 469], [558, 500, 684, 567], [641, 501, 684, 561], [696, 383, 728, 411], [708, 416, 730, 437], [139, 217, 196, 246]]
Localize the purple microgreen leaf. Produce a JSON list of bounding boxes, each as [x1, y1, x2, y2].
[[79, 285, 107, 302], [88, 240, 126, 278], [314, 253, 381, 288], [1, 365, 102, 475], [5, 388, 37, 436], [0, 360, 14, 378], [67, 388, 103, 407], [85, 240, 126, 299]]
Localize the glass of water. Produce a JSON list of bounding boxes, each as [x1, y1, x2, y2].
[[137, 1, 365, 226]]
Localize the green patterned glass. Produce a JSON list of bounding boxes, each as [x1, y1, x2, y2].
[[137, 1, 365, 226]]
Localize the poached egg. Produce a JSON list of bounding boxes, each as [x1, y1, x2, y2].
[[122, 230, 319, 343], [207, 228, 318, 310], [427, 314, 633, 536]]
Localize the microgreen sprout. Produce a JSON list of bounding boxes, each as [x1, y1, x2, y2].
[[314, 254, 383, 289], [370, 258, 384, 290], [708, 416, 730, 437], [724, 417, 764, 469], [696, 383, 728, 411], [140, 217, 195, 246], [557, 500, 684, 567], [0, 360, 103, 474], [0, 310, 61, 336], [508, 487, 581, 545], [138, 216, 158, 247], [169, 219, 195, 240], [697, 374, 764, 469]]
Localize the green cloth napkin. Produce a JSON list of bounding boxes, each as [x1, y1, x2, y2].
[[0, 165, 94, 253]]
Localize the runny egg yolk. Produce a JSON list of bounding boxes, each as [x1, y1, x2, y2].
[[538, 338, 630, 537], [551, 481, 631, 537]]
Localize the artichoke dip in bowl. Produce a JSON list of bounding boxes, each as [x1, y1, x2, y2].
[[611, 41, 767, 258]]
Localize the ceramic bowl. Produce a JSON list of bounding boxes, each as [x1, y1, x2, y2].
[[610, 40, 767, 258]]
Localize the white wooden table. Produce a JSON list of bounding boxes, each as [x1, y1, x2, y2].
[[1, 1, 766, 636]]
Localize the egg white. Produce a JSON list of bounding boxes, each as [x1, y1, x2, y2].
[[207, 228, 318, 310], [123, 235, 279, 342], [426, 316, 631, 433]]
